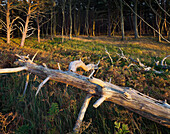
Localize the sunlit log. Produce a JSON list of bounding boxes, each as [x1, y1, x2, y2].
[[0, 55, 170, 128]]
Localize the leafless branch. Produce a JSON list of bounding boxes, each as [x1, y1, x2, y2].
[[105, 47, 114, 65], [116, 48, 129, 62], [123, 0, 170, 43], [155, 0, 170, 17]]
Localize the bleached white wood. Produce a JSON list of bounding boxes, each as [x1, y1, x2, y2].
[[31, 51, 39, 61], [105, 47, 114, 65], [0, 66, 27, 73], [68, 59, 99, 72], [73, 94, 92, 133], [93, 96, 106, 108], [23, 73, 31, 96], [161, 55, 170, 66], [35, 76, 51, 96]]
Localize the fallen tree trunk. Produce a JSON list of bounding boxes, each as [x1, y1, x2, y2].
[[0, 55, 170, 130]]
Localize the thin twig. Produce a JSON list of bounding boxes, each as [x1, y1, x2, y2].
[[105, 47, 114, 65]]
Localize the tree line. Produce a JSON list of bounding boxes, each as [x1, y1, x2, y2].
[[0, 0, 169, 46]]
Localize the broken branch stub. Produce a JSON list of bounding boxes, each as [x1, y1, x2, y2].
[[0, 55, 170, 128], [68, 59, 99, 72]]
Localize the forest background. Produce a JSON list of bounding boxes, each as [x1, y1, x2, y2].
[[0, 0, 170, 133]]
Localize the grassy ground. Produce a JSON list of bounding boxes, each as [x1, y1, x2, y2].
[[0, 36, 170, 133]]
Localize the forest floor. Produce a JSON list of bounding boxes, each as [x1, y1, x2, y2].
[[56, 35, 169, 50], [0, 36, 170, 133]]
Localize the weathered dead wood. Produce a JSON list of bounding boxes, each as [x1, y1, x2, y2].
[[68, 59, 99, 72], [116, 48, 129, 62], [0, 66, 28, 73], [35, 76, 51, 96], [161, 55, 170, 66], [115, 48, 165, 74], [0, 56, 170, 129], [105, 47, 114, 65], [73, 94, 93, 133], [23, 73, 31, 96], [155, 55, 170, 69]]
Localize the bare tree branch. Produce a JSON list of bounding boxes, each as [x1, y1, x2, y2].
[[122, 0, 170, 43], [155, 0, 170, 17]]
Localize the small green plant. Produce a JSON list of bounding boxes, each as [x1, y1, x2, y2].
[[16, 124, 33, 134], [48, 103, 59, 115], [114, 121, 130, 134], [48, 103, 59, 121]]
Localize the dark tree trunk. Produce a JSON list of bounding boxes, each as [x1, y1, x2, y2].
[[85, 0, 90, 36], [107, 0, 111, 37], [74, 7, 77, 36], [51, 8, 53, 40], [69, 0, 72, 39], [77, 9, 80, 36], [134, 0, 139, 38], [37, 16, 40, 43], [62, 0, 66, 43], [120, 0, 125, 40], [53, 7, 56, 36]]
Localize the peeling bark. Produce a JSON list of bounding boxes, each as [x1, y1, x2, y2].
[[0, 55, 170, 128]]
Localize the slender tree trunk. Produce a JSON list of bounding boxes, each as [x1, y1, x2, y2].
[[38, 26, 40, 42], [156, 14, 161, 42], [77, 9, 80, 36], [62, 10, 65, 42], [62, 0, 66, 43], [51, 8, 53, 40], [69, 0, 72, 39], [42, 24, 44, 38], [134, 0, 139, 38], [53, 7, 56, 36], [37, 17, 40, 43], [93, 19, 95, 36], [107, 0, 111, 37], [46, 22, 49, 36], [6, 1, 10, 44], [74, 8, 77, 36], [36, 0, 40, 43], [139, 5, 142, 36], [85, 0, 90, 36], [20, 4, 31, 47], [120, 0, 124, 40]]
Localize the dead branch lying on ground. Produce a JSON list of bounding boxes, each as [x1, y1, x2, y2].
[[0, 54, 170, 133], [114, 48, 169, 74], [154, 55, 170, 69]]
